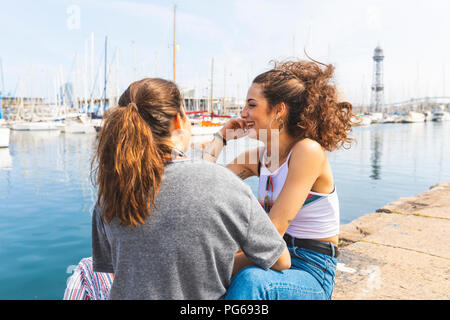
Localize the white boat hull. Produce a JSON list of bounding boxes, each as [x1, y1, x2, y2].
[[402, 112, 425, 123], [11, 122, 60, 131], [431, 112, 450, 122], [369, 112, 383, 123], [352, 115, 372, 126], [0, 127, 10, 148], [63, 123, 97, 134]]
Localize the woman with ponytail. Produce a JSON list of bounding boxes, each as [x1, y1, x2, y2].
[[67, 78, 291, 300], [204, 59, 354, 300]]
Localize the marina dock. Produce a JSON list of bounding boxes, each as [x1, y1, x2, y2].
[[333, 182, 450, 299]]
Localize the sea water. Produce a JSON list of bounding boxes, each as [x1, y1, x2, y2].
[[0, 121, 449, 299]]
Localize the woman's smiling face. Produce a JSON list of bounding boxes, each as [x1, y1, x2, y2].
[[241, 83, 275, 140]]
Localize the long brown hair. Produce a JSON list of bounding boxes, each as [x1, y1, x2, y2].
[[253, 59, 354, 151], [91, 78, 183, 227]]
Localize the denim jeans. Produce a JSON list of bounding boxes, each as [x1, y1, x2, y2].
[[225, 247, 337, 300]]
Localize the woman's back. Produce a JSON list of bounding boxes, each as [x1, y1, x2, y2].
[[93, 159, 286, 300]]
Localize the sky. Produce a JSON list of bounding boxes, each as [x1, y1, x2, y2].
[[1, 0, 450, 106]]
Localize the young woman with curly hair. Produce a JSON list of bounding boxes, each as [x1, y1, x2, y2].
[[203, 59, 354, 300]]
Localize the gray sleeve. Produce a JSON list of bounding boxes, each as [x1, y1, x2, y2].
[[241, 196, 287, 270], [91, 205, 115, 273]]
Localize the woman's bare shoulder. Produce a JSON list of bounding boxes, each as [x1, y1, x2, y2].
[[290, 138, 326, 163], [293, 138, 324, 152]]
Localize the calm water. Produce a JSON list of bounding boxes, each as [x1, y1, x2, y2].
[[0, 121, 449, 299]]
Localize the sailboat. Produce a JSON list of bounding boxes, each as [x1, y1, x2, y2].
[[168, 6, 225, 145], [423, 111, 433, 121], [401, 111, 425, 123], [63, 113, 97, 134], [0, 87, 9, 147], [351, 114, 372, 126], [368, 112, 383, 123], [0, 62, 10, 148], [9, 68, 64, 131], [0, 127, 9, 148], [432, 110, 450, 122], [431, 105, 450, 122], [188, 58, 228, 144], [379, 113, 399, 124]]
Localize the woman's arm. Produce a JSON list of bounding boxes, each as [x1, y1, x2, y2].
[[202, 119, 248, 163], [201, 119, 262, 180], [232, 247, 291, 276], [225, 146, 263, 180], [202, 135, 260, 180]]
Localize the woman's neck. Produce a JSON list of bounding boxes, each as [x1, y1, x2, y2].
[[265, 131, 297, 165]]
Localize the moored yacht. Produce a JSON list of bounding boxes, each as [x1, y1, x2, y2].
[[10, 121, 60, 131], [379, 114, 398, 124], [63, 122, 97, 134], [369, 112, 383, 124], [401, 111, 425, 123], [431, 111, 450, 122], [351, 114, 372, 126], [0, 127, 10, 148], [423, 111, 433, 121]]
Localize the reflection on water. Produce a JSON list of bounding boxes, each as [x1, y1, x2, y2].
[[0, 148, 12, 170], [8, 131, 98, 210], [0, 121, 449, 299], [329, 121, 450, 223], [370, 131, 382, 180], [0, 131, 98, 300]]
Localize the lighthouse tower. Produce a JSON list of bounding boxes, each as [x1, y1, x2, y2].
[[371, 46, 385, 113]]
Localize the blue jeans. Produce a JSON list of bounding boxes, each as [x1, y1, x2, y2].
[[225, 247, 337, 300]]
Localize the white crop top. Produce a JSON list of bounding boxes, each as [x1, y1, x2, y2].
[[257, 149, 340, 239]]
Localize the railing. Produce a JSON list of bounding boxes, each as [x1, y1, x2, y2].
[[353, 96, 450, 113]]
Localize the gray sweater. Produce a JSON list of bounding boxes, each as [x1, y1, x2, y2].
[[92, 159, 286, 300]]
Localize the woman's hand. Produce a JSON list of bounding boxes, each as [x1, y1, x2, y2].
[[220, 118, 249, 141]]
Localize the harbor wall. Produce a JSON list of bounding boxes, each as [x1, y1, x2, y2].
[[333, 182, 450, 299]]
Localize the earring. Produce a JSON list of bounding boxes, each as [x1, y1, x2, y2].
[[276, 118, 285, 131], [269, 117, 284, 131]]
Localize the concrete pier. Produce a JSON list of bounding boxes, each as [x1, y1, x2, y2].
[[333, 182, 450, 299]]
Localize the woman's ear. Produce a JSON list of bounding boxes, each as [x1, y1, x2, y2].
[[174, 113, 182, 130], [276, 102, 287, 119]]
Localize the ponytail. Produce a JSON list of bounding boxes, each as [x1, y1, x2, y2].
[[92, 78, 182, 226]]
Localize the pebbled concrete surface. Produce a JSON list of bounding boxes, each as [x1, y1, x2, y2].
[[333, 182, 450, 300]]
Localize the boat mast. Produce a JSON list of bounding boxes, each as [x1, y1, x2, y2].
[[173, 4, 177, 83], [90, 32, 94, 112], [75, 53, 80, 113], [83, 39, 88, 111], [443, 60, 446, 97], [0, 59, 3, 119], [59, 65, 67, 117], [223, 67, 226, 115], [115, 48, 120, 106], [0, 58, 4, 95], [210, 58, 214, 117], [103, 36, 108, 111]]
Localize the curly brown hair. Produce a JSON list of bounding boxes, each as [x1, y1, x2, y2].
[[253, 59, 354, 151], [91, 78, 183, 227]]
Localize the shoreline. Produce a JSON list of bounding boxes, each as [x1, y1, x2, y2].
[[333, 182, 450, 299]]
